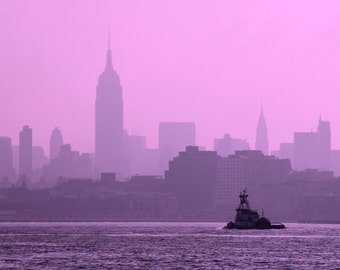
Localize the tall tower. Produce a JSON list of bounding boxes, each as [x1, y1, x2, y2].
[[0, 137, 15, 181], [255, 107, 269, 155], [19, 125, 32, 178], [95, 32, 124, 173], [50, 127, 63, 160], [317, 116, 331, 170], [158, 122, 196, 173]]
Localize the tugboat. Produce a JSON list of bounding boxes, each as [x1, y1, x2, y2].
[[224, 190, 285, 229]]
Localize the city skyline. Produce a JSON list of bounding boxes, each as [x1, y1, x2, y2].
[[1, 2, 340, 269], [2, 1, 340, 154]]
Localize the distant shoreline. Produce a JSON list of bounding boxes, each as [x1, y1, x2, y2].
[[1, 218, 339, 225]]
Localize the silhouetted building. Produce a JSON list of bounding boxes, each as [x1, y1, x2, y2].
[[330, 150, 340, 176], [165, 146, 219, 215], [159, 122, 196, 173], [101, 172, 116, 185], [278, 143, 294, 162], [43, 144, 92, 184], [294, 132, 318, 171], [214, 133, 250, 157], [215, 150, 292, 210], [12, 145, 48, 180], [19, 125, 32, 178], [0, 137, 15, 183], [50, 127, 63, 160], [123, 133, 161, 175], [95, 33, 124, 174], [141, 148, 161, 175], [293, 118, 331, 171], [255, 107, 269, 155], [124, 132, 146, 175], [33, 146, 49, 170], [317, 118, 331, 170]]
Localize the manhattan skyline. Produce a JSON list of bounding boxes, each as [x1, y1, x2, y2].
[[1, 1, 340, 155]]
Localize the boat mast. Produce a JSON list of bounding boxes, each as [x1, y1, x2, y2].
[[239, 189, 251, 210]]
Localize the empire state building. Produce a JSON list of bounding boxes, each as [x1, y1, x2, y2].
[[95, 34, 124, 173]]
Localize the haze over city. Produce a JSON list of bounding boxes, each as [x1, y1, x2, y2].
[[2, 2, 340, 268], [1, 1, 340, 154]]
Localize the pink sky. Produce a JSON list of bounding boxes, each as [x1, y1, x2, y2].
[[1, 0, 340, 155]]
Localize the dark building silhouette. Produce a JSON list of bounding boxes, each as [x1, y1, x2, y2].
[[50, 127, 63, 160], [294, 131, 317, 170], [19, 125, 32, 178], [293, 117, 331, 171], [165, 146, 219, 215], [255, 107, 269, 155], [101, 172, 116, 185], [42, 144, 92, 184], [215, 150, 292, 211], [124, 133, 161, 175], [317, 117, 331, 170], [330, 150, 340, 176], [214, 133, 250, 157], [124, 132, 146, 175], [33, 146, 49, 170], [278, 142, 294, 161], [95, 33, 124, 174], [12, 145, 48, 180], [159, 122, 196, 173], [0, 137, 15, 183], [139, 148, 161, 175]]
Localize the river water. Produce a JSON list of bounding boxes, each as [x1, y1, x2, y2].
[[0, 222, 339, 269]]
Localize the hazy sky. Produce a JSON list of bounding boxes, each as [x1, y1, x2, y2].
[[1, 0, 340, 155]]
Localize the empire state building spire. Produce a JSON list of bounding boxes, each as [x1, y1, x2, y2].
[[255, 106, 269, 155], [95, 32, 124, 173], [105, 30, 113, 71]]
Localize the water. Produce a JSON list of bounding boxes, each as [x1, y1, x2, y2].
[[0, 222, 339, 269]]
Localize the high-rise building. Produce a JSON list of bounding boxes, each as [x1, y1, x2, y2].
[[0, 137, 15, 182], [158, 122, 196, 173], [278, 143, 294, 162], [255, 107, 269, 155], [50, 127, 63, 160], [95, 33, 124, 173], [215, 150, 292, 210], [293, 118, 331, 171], [19, 125, 32, 178], [293, 132, 317, 171], [317, 117, 331, 170], [43, 144, 92, 183], [165, 146, 220, 213], [214, 133, 250, 157]]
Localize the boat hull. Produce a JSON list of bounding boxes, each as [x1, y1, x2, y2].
[[224, 221, 286, 230]]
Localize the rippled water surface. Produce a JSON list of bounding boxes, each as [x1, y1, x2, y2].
[[0, 222, 339, 269]]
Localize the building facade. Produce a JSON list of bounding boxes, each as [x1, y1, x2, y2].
[[50, 127, 63, 160], [159, 122, 196, 173], [19, 125, 32, 178], [165, 146, 219, 215]]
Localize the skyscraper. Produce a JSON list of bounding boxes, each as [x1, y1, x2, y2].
[[95, 33, 124, 173], [0, 137, 15, 182], [19, 125, 32, 178], [214, 133, 250, 157], [158, 122, 196, 173], [293, 117, 331, 171], [317, 117, 331, 170], [293, 131, 317, 171], [165, 146, 219, 213], [255, 107, 269, 155], [50, 127, 63, 160]]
